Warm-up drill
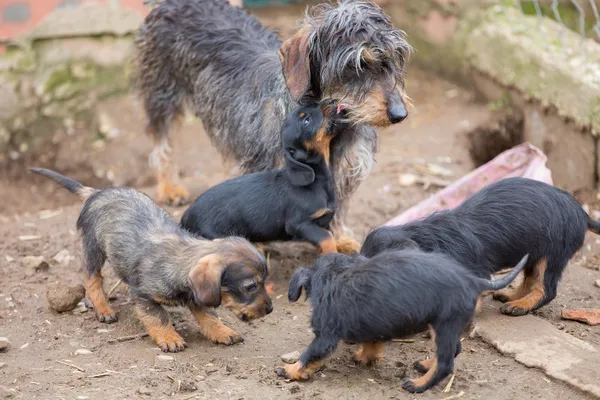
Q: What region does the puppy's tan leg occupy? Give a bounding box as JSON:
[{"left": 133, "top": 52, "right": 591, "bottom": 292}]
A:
[
  {"left": 493, "top": 268, "right": 527, "bottom": 303},
  {"left": 278, "top": 360, "right": 323, "bottom": 381},
  {"left": 500, "top": 259, "right": 547, "bottom": 316},
  {"left": 151, "top": 135, "right": 190, "bottom": 207},
  {"left": 319, "top": 233, "right": 338, "bottom": 254},
  {"left": 190, "top": 307, "right": 243, "bottom": 345},
  {"left": 85, "top": 271, "right": 117, "bottom": 323},
  {"left": 354, "top": 342, "right": 385, "bottom": 365},
  {"left": 135, "top": 299, "right": 185, "bottom": 352}
]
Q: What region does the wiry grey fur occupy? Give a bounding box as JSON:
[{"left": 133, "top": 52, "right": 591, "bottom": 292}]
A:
[{"left": 134, "top": 0, "right": 411, "bottom": 233}]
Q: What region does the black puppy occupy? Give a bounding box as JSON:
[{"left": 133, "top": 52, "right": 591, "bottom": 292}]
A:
[
  {"left": 181, "top": 101, "right": 358, "bottom": 254},
  {"left": 276, "top": 251, "right": 529, "bottom": 393},
  {"left": 361, "top": 177, "right": 600, "bottom": 316}
]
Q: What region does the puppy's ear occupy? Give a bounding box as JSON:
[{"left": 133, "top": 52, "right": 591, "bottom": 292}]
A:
[
  {"left": 188, "top": 254, "right": 226, "bottom": 307},
  {"left": 285, "top": 151, "right": 315, "bottom": 186},
  {"left": 279, "top": 28, "right": 311, "bottom": 102},
  {"left": 288, "top": 267, "right": 314, "bottom": 302}
]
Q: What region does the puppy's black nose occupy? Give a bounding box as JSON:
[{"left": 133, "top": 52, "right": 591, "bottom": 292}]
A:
[
  {"left": 266, "top": 303, "right": 273, "bottom": 314},
  {"left": 388, "top": 103, "right": 408, "bottom": 124}
]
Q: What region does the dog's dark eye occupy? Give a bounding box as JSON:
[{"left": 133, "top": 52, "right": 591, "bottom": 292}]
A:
[
  {"left": 303, "top": 116, "right": 310, "bottom": 126},
  {"left": 245, "top": 281, "right": 258, "bottom": 292}
]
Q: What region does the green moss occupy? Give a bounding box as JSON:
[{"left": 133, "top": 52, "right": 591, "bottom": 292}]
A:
[{"left": 43, "top": 66, "right": 72, "bottom": 93}]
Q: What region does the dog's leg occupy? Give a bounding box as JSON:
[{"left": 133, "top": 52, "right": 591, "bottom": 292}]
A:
[
  {"left": 353, "top": 342, "right": 385, "bottom": 365},
  {"left": 500, "top": 258, "right": 549, "bottom": 316},
  {"left": 135, "top": 298, "right": 186, "bottom": 352},
  {"left": 492, "top": 268, "right": 527, "bottom": 303},
  {"left": 330, "top": 205, "right": 360, "bottom": 255},
  {"left": 404, "top": 323, "right": 461, "bottom": 393},
  {"left": 276, "top": 335, "right": 338, "bottom": 381},
  {"left": 149, "top": 128, "right": 190, "bottom": 207},
  {"left": 85, "top": 270, "right": 118, "bottom": 323},
  {"left": 286, "top": 221, "right": 338, "bottom": 254},
  {"left": 189, "top": 307, "right": 244, "bottom": 345}
]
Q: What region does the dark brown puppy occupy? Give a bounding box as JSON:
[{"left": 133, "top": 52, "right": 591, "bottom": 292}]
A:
[
  {"left": 135, "top": 0, "right": 411, "bottom": 249},
  {"left": 29, "top": 168, "right": 273, "bottom": 352},
  {"left": 361, "top": 177, "right": 600, "bottom": 316},
  {"left": 276, "top": 251, "right": 528, "bottom": 393},
  {"left": 181, "top": 101, "right": 357, "bottom": 255}
]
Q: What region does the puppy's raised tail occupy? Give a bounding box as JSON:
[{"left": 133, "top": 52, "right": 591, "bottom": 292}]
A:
[
  {"left": 479, "top": 254, "right": 529, "bottom": 292},
  {"left": 29, "top": 168, "right": 97, "bottom": 200},
  {"left": 587, "top": 216, "right": 600, "bottom": 235}
]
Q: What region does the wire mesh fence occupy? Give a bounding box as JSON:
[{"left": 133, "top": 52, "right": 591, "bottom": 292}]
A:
[{"left": 500, "top": 0, "right": 600, "bottom": 55}]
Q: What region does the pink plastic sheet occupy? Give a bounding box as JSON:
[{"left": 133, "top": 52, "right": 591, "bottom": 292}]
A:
[{"left": 384, "top": 142, "right": 554, "bottom": 227}]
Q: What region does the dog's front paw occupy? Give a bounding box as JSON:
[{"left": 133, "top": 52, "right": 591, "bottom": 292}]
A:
[
  {"left": 155, "top": 332, "right": 186, "bottom": 353},
  {"left": 96, "top": 309, "right": 118, "bottom": 324},
  {"left": 336, "top": 237, "right": 361, "bottom": 255},
  {"left": 492, "top": 292, "right": 512, "bottom": 303},
  {"left": 208, "top": 326, "right": 244, "bottom": 345},
  {"left": 275, "top": 362, "right": 311, "bottom": 381},
  {"left": 402, "top": 379, "right": 429, "bottom": 394},
  {"left": 157, "top": 183, "right": 190, "bottom": 207},
  {"left": 499, "top": 301, "right": 531, "bottom": 316}
]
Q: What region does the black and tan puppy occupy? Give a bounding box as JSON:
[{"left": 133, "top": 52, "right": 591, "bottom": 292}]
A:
[
  {"left": 181, "top": 101, "right": 356, "bottom": 254},
  {"left": 361, "top": 177, "right": 600, "bottom": 316},
  {"left": 29, "top": 168, "right": 273, "bottom": 352},
  {"left": 276, "top": 251, "right": 529, "bottom": 393}
]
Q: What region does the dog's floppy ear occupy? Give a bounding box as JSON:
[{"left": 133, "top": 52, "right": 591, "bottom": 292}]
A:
[
  {"left": 288, "top": 267, "right": 314, "bottom": 302},
  {"left": 285, "top": 151, "right": 315, "bottom": 186},
  {"left": 279, "top": 27, "right": 311, "bottom": 102},
  {"left": 188, "top": 254, "right": 226, "bottom": 307}
]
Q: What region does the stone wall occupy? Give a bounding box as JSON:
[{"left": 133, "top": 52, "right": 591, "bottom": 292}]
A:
[
  {"left": 0, "top": 2, "right": 145, "bottom": 163},
  {"left": 383, "top": 0, "right": 600, "bottom": 191}
]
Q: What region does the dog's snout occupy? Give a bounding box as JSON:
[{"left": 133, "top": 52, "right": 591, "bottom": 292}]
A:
[
  {"left": 266, "top": 302, "right": 274, "bottom": 314},
  {"left": 387, "top": 102, "right": 407, "bottom": 124}
]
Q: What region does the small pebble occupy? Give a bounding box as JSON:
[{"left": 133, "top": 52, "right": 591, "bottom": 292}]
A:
[
  {"left": 21, "top": 255, "right": 49, "bottom": 272},
  {"left": 557, "top": 323, "right": 565, "bottom": 330},
  {"left": 0, "top": 363, "right": 6, "bottom": 369},
  {"left": 52, "top": 249, "right": 74, "bottom": 267},
  {"left": 137, "top": 386, "right": 152, "bottom": 396},
  {"left": 156, "top": 355, "right": 174, "bottom": 362},
  {"left": 281, "top": 351, "right": 300, "bottom": 364},
  {"left": 0, "top": 338, "right": 9, "bottom": 353},
  {"left": 75, "top": 349, "right": 92, "bottom": 356},
  {"left": 595, "top": 279, "right": 600, "bottom": 288}
]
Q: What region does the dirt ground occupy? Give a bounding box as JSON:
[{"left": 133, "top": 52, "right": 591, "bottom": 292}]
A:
[{"left": 1, "top": 7, "right": 600, "bottom": 400}]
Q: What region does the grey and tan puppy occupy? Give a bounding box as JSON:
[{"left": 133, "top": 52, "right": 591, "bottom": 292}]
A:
[{"left": 30, "top": 168, "right": 273, "bottom": 352}]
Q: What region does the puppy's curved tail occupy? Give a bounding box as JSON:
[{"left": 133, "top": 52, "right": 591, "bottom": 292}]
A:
[
  {"left": 479, "top": 254, "right": 529, "bottom": 292},
  {"left": 587, "top": 216, "right": 600, "bottom": 235},
  {"left": 29, "top": 168, "right": 97, "bottom": 201}
]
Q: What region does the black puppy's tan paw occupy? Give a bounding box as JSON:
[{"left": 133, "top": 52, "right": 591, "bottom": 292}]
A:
[
  {"left": 499, "top": 302, "right": 531, "bottom": 316},
  {"left": 96, "top": 310, "right": 118, "bottom": 324},
  {"left": 402, "top": 379, "right": 429, "bottom": 394},
  {"left": 492, "top": 292, "right": 511, "bottom": 303}
]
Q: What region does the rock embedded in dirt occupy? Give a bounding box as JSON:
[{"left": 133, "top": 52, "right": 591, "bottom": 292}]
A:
[
  {"left": 0, "top": 338, "right": 10, "bottom": 353},
  {"left": 21, "top": 255, "right": 49, "bottom": 272},
  {"left": 281, "top": 351, "right": 300, "bottom": 364},
  {"left": 75, "top": 349, "right": 92, "bottom": 356},
  {"left": 52, "top": 249, "right": 74, "bottom": 267},
  {"left": 595, "top": 279, "right": 600, "bottom": 288},
  {"left": 137, "top": 386, "right": 152, "bottom": 396},
  {"left": 46, "top": 283, "right": 86, "bottom": 313}
]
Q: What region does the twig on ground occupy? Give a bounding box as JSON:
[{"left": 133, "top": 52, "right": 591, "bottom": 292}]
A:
[
  {"left": 108, "top": 279, "right": 122, "bottom": 296},
  {"left": 391, "top": 339, "right": 415, "bottom": 343},
  {"left": 56, "top": 360, "right": 85, "bottom": 372},
  {"left": 107, "top": 333, "right": 149, "bottom": 344},
  {"left": 442, "top": 390, "right": 464, "bottom": 400},
  {"left": 443, "top": 373, "right": 455, "bottom": 393}
]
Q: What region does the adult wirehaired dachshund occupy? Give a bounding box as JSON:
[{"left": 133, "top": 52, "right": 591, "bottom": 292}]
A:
[
  {"left": 361, "top": 177, "right": 600, "bottom": 316},
  {"left": 134, "top": 0, "right": 411, "bottom": 250},
  {"left": 29, "top": 168, "right": 273, "bottom": 352},
  {"left": 181, "top": 101, "right": 357, "bottom": 254},
  {"left": 276, "top": 250, "right": 529, "bottom": 393}
]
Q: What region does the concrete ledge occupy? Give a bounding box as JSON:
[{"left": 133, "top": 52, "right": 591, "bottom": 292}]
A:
[
  {"left": 465, "top": 6, "right": 600, "bottom": 136},
  {"left": 475, "top": 304, "right": 600, "bottom": 398}
]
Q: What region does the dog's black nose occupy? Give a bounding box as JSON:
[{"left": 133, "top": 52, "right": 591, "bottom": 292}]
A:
[
  {"left": 266, "top": 303, "right": 273, "bottom": 314},
  {"left": 388, "top": 104, "right": 408, "bottom": 124}
]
